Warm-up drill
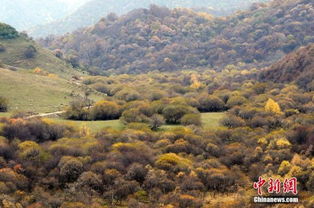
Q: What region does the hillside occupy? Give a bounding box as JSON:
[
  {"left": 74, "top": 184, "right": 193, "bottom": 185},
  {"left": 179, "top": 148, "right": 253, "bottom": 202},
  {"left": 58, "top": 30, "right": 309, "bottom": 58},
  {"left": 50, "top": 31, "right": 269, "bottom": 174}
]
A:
[
  {"left": 0, "top": 23, "right": 105, "bottom": 113},
  {"left": 260, "top": 43, "right": 314, "bottom": 91},
  {"left": 0, "top": 0, "right": 313, "bottom": 207},
  {"left": 0, "top": 0, "right": 88, "bottom": 31},
  {"left": 0, "top": 23, "right": 79, "bottom": 78},
  {"left": 0, "top": 67, "right": 104, "bottom": 113},
  {"left": 41, "top": 0, "right": 314, "bottom": 74},
  {"left": 29, "top": 0, "right": 268, "bottom": 38}
]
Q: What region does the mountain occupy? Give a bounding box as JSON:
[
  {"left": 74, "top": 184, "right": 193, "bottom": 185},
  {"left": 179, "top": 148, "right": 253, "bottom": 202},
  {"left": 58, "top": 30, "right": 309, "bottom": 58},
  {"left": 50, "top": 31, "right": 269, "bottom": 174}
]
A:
[
  {"left": 0, "top": 0, "right": 88, "bottom": 31},
  {"left": 0, "top": 23, "right": 79, "bottom": 78},
  {"left": 29, "top": 0, "right": 268, "bottom": 38},
  {"left": 40, "top": 0, "right": 314, "bottom": 74},
  {"left": 260, "top": 43, "right": 314, "bottom": 91}
]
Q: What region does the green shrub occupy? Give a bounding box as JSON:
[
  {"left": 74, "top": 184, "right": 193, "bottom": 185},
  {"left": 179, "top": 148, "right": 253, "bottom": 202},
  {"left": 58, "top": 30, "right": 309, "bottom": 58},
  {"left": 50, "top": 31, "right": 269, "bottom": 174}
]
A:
[
  {"left": 126, "top": 163, "right": 148, "bottom": 183},
  {"left": 0, "top": 44, "right": 5, "bottom": 52},
  {"left": 121, "top": 108, "right": 150, "bottom": 124},
  {"left": 2, "top": 119, "right": 73, "bottom": 142},
  {"left": 285, "top": 109, "right": 299, "bottom": 117},
  {"left": 238, "top": 107, "right": 258, "bottom": 120},
  {"left": 144, "top": 169, "right": 176, "bottom": 193},
  {"left": 0, "top": 97, "right": 8, "bottom": 112},
  {"left": 226, "top": 96, "right": 247, "bottom": 108},
  {"left": 198, "top": 95, "right": 225, "bottom": 112},
  {"left": 177, "top": 194, "right": 203, "bottom": 208},
  {"left": 23, "top": 45, "right": 37, "bottom": 58},
  {"left": 206, "top": 143, "right": 221, "bottom": 157},
  {"left": 115, "top": 89, "right": 141, "bottom": 102},
  {"left": 77, "top": 171, "right": 102, "bottom": 191},
  {"left": 0, "top": 168, "right": 29, "bottom": 191},
  {"left": 252, "top": 83, "right": 267, "bottom": 94},
  {"left": 180, "top": 113, "right": 201, "bottom": 126},
  {"left": 196, "top": 167, "right": 236, "bottom": 192},
  {"left": 58, "top": 156, "right": 83, "bottom": 183},
  {"left": 149, "top": 90, "right": 165, "bottom": 101},
  {"left": 156, "top": 153, "right": 191, "bottom": 172},
  {"left": 149, "top": 114, "right": 165, "bottom": 130},
  {"left": 91, "top": 82, "right": 110, "bottom": 94},
  {"left": 162, "top": 104, "right": 197, "bottom": 124},
  {"left": 49, "top": 137, "right": 98, "bottom": 157},
  {"left": 89, "top": 100, "right": 121, "bottom": 120},
  {"left": 65, "top": 99, "right": 91, "bottom": 120},
  {"left": 0, "top": 23, "right": 19, "bottom": 39},
  {"left": 111, "top": 142, "right": 154, "bottom": 167},
  {"left": 165, "top": 139, "right": 190, "bottom": 154},
  {"left": 249, "top": 116, "right": 267, "bottom": 128},
  {"left": 18, "top": 141, "right": 45, "bottom": 162},
  {"left": 220, "top": 115, "right": 246, "bottom": 128}
]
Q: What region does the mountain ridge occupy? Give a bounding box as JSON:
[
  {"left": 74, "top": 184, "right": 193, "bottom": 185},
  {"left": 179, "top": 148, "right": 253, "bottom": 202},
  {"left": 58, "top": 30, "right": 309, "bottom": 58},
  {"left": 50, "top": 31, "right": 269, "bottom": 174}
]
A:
[
  {"left": 40, "top": 0, "right": 314, "bottom": 75},
  {"left": 29, "top": 0, "right": 268, "bottom": 38}
]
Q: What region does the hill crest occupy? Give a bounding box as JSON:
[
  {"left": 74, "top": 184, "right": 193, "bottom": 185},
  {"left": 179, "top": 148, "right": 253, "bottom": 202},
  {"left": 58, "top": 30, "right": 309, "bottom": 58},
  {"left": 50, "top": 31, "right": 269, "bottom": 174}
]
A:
[
  {"left": 29, "top": 0, "right": 268, "bottom": 38},
  {"left": 0, "top": 23, "right": 79, "bottom": 78}
]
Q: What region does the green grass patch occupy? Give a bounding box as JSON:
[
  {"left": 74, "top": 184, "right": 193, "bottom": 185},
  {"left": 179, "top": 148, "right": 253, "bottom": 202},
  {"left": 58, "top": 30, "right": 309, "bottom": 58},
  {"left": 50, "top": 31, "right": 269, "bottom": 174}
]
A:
[
  {"left": 201, "top": 112, "right": 225, "bottom": 128},
  {"left": 53, "top": 112, "right": 225, "bottom": 132},
  {"left": 0, "top": 110, "right": 225, "bottom": 132},
  {"left": 0, "top": 112, "right": 11, "bottom": 117},
  {"left": 0, "top": 68, "right": 104, "bottom": 113},
  {"left": 0, "top": 37, "right": 78, "bottom": 78},
  {"left": 161, "top": 112, "right": 225, "bottom": 130},
  {"left": 51, "top": 118, "right": 124, "bottom": 133}
]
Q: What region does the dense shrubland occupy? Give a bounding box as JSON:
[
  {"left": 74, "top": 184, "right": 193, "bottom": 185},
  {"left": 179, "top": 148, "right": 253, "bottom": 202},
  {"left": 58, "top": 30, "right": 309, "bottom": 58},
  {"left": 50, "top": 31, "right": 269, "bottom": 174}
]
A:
[
  {"left": 41, "top": 0, "right": 314, "bottom": 74},
  {"left": 1, "top": 65, "right": 312, "bottom": 207},
  {"left": 65, "top": 65, "right": 313, "bottom": 125}
]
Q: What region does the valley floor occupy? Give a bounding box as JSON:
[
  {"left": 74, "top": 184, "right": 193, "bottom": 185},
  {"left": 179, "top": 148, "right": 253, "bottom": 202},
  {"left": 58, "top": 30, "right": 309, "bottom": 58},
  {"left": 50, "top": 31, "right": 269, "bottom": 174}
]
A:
[{"left": 49, "top": 112, "right": 226, "bottom": 132}]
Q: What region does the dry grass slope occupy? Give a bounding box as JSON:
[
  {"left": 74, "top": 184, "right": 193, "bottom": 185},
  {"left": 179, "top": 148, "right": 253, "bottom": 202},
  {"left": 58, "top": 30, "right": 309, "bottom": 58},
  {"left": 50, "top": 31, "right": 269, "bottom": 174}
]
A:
[{"left": 0, "top": 37, "right": 79, "bottom": 78}]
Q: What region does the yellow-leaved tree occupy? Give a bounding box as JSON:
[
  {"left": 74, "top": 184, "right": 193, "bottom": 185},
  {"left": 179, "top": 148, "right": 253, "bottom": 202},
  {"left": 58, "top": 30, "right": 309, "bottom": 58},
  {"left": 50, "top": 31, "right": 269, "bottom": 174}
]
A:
[
  {"left": 190, "top": 74, "right": 202, "bottom": 89},
  {"left": 197, "top": 12, "right": 213, "bottom": 21},
  {"left": 33, "top": 67, "right": 42, "bottom": 73},
  {"left": 265, "top": 98, "right": 282, "bottom": 114}
]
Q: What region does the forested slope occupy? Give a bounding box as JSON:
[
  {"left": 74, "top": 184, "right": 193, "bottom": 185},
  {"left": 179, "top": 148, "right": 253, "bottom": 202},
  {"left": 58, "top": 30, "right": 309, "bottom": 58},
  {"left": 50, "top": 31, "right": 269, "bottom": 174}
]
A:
[
  {"left": 260, "top": 43, "right": 314, "bottom": 91},
  {"left": 41, "top": 0, "right": 314, "bottom": 74},
  {"left": 29, "top": 0, "right": 268, "bottom": 37}
]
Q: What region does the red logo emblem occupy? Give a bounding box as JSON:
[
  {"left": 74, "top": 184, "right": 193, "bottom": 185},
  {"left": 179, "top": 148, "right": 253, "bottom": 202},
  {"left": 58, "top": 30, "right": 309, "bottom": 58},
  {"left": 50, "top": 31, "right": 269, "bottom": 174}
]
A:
[{"left": 253, "top": 177, "right": 298, "bottom": 195}]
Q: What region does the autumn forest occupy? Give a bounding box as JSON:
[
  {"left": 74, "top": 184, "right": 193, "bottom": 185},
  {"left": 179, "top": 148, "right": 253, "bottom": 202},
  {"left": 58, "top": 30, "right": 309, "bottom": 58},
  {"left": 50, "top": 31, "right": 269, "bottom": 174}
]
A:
[{"left": 0, "top": 0, "right": 313, "bottom": 207}]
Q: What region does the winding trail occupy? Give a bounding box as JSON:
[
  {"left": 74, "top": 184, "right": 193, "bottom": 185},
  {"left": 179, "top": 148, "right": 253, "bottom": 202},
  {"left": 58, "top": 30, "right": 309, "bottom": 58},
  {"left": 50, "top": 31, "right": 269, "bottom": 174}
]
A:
[{"left": 26, "top": 111, "right": 65, "bottom": 119}]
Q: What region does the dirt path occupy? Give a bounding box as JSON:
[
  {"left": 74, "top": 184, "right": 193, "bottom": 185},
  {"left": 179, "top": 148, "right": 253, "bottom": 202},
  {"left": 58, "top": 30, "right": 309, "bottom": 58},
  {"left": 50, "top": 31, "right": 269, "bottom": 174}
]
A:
[{"left": 26, "top": 111, "right": 65, "bottom": 119}]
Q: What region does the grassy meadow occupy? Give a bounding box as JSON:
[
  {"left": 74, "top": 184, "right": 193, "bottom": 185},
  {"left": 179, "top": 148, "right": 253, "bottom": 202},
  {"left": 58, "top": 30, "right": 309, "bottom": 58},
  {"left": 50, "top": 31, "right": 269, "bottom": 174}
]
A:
[
  {"left": 0, "top": 37, "right": 78, "bottom": 78},
  {"left": 0, "top": 68, "right": 104, "bottom": 113},
  {"left": 49, "top": 112, "right": 226, "bottom": 133},
  {"left": 50, "top": 118, "right": 124, "bottom": 132}
]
